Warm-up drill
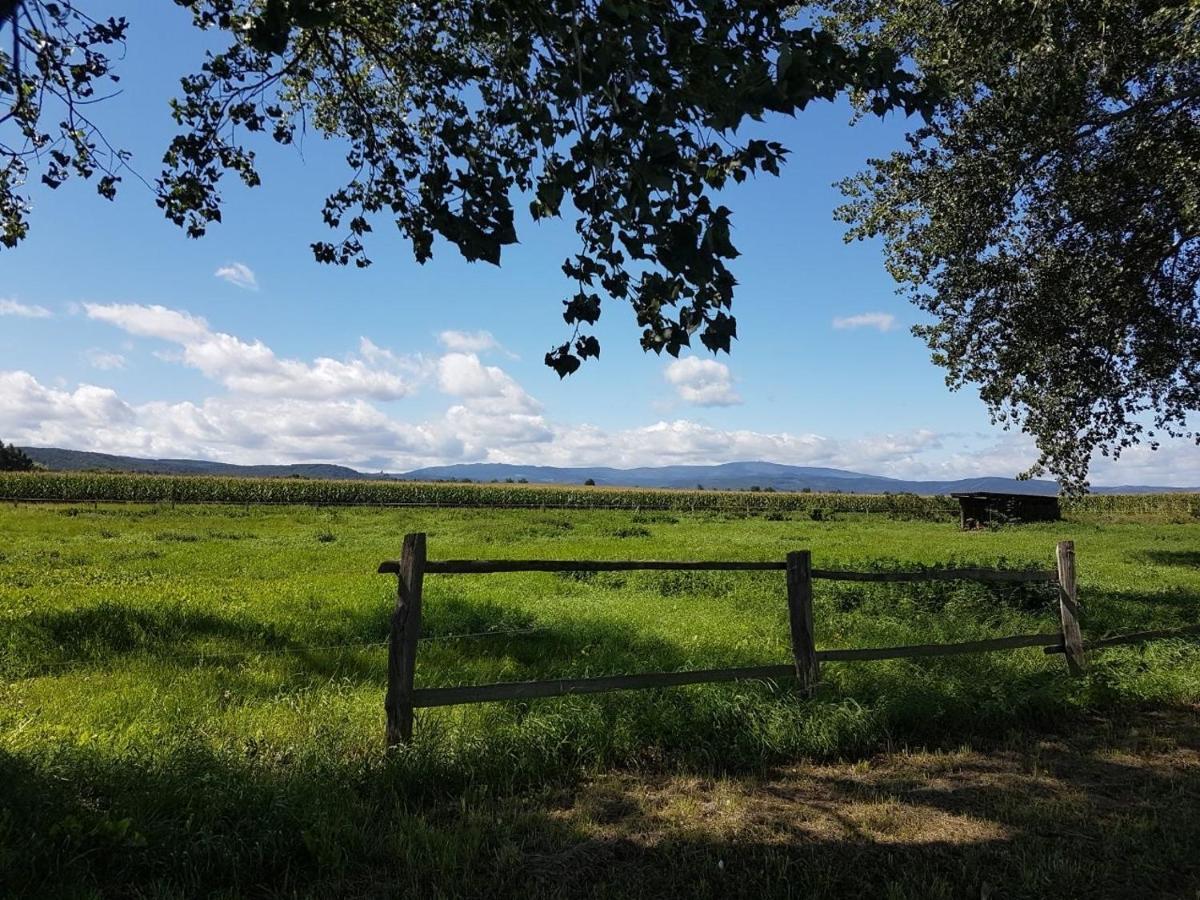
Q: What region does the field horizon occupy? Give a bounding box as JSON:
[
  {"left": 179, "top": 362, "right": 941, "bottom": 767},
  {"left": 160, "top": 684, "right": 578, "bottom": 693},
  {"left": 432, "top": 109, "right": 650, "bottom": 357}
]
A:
[{"left": 17, "top": 446, "right": 1200, "bottom": 494}]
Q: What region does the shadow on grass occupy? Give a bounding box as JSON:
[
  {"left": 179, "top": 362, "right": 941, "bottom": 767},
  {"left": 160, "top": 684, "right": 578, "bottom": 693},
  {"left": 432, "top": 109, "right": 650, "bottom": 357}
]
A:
[
  {"left": 0, "top": 595, "right": 721, "bottom": 696},
  {"left": 1075, "top": 586, "right": 1200, "bottom": 634},
  {"left": 506, "top": 707, "right": 1200, "bottom": 899},
  {"left": 1141, "top": 549, "right": 1200, "bottom": 569},
  {"left": 3, "top": 708, "right": 1198, "bottom": 898},
  {"left": 4, "top": 583, "right": 1200, "bottom": 896},
  {"left": 0, "top": 602, "right": 292, "bottom": 679}
]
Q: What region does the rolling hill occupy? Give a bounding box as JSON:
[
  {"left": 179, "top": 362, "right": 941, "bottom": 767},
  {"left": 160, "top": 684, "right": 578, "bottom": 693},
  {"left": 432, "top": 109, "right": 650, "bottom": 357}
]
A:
[
  {"left": 17, "top": 447, "right": 1195, "bottom": 495},
  {"left": 20, "top": 447, "right": 370, "bottom": 481}
]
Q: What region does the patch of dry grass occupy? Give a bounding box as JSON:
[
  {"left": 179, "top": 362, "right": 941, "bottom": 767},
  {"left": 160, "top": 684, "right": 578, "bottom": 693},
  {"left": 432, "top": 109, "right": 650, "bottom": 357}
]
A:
[{"left": 515, "top": 707, "right": 1200, "bottom": 898}]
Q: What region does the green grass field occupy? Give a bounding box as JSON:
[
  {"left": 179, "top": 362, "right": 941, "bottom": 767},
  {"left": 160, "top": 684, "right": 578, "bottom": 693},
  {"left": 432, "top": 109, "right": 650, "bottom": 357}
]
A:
[{"left": 3, "top": 501, "right": 1200, "bottom": 897}]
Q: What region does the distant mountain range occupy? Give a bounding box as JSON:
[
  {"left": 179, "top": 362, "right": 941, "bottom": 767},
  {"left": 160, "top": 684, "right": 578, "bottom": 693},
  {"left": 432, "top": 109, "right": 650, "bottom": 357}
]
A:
[
  {"left": 21, "top": 447, "right": 367, "bottom": 481},
  {"left": 395, "top": 460, "right": 1193, "bottom": 495},
  {"left": 18, "top": 447, "right": 1197, "bottom": 495}
]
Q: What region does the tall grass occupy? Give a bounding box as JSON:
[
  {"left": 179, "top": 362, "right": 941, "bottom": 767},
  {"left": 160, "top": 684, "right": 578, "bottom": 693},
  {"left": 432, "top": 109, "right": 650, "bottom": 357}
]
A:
[{"left": 2, "top": 502, "right": 1199, "bottom": 896}]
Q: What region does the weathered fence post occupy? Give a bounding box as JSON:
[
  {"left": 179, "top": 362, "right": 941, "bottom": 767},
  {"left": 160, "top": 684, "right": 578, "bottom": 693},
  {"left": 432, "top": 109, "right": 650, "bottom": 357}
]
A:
[
  {"left": 1056, "top": 540, "right": 1086, "bottom": 675},
  {"left": 786, "top": 550, "right": 818, "bottom": 696},
  {"left": 386, "top": 531, "right": 426, "bottom": 746}
]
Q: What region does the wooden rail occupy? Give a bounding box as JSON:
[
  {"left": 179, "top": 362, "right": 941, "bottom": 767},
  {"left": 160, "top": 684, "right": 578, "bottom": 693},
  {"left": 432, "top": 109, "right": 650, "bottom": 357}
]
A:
[
  {"left": 377, "top": 558, "right": 1057, "bottom": 582},
  {"left": 376, "top": 535, "right": 1194, "bottom": 747},
  {"left": 1044, "top": 622, "right": 1200, "bottom": 654},
  {"left": 379, "top": 559, "right": 787, "bottom": 574},
  {"left": 813, "top": 567, "right": 1057, "bottom": 584},
  {"left": 409, "top": 633, "right": 1067, "bottom": 709}
]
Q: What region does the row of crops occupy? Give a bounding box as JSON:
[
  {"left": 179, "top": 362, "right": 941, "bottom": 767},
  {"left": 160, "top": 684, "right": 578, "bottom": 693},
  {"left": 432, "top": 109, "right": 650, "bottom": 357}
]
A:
[
  {"left": 0, "top": 471, "right": 961, "bottom": 516},
  {"left": 1063, "top": 491, "right": 1200, "bottom": 516},
  {"left": 3, "top": 471, "right": 1197, "bottom": 517}
]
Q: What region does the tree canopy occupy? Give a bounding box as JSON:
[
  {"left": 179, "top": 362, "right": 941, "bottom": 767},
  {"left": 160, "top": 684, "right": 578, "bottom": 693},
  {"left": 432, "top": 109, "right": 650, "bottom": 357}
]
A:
[
  {"left": 0, "top": 440, "right": 35, "bottom": 471},
  {"left": 4, "top": 2, "right": 1198, "bottom": 490},
  {"left": 830, "top": 1, "right": 1200, "bottom": 491},
  {"left": 0, "top": 0, "right": 924, "bottom": 375}
]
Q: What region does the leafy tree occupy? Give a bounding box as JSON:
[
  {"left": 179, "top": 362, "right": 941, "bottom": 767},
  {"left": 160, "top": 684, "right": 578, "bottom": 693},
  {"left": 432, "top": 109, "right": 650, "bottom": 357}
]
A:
[
  {"left": 0, "top": 3, "right": 129, "bottom": 247},
  {"left": 0, "top": 440, "right": 35, "bottom": 471},
  {"left": 830, "top": 1, "right": 1200, "bottom": 492},
  {"left": 1, "top": 1, "right": 926, "bottom": 377}
]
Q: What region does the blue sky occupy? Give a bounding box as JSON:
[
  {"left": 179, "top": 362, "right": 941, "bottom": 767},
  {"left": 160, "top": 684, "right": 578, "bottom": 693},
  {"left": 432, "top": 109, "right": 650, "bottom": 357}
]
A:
[{"left": 1, "top": 5, "right": 1195, "bottom": 484}]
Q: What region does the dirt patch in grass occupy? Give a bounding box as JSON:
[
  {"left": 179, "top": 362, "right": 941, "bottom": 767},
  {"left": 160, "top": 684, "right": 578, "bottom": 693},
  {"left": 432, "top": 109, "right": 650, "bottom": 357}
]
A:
[{"left": 514, "top": 706, "right": 1200, "bottom": 899}]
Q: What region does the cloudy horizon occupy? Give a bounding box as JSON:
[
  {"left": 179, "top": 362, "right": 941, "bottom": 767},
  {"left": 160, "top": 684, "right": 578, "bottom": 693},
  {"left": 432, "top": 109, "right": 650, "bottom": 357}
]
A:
[{"left": 3, "top": 299, "right": 1196, "bottom": 487}]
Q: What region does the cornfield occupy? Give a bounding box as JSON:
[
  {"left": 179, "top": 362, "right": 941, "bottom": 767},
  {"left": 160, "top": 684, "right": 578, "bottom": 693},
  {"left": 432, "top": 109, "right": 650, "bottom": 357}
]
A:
[
  {"left": 3, "top": 471, "right": 1195, "bottom": 518},
  {"left": 0, "top": 471, "right": 959, "bottom": 516}
]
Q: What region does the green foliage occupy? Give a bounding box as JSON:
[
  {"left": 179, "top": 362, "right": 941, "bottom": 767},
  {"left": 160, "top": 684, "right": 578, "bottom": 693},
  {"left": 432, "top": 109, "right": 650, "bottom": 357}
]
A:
[
  {"left": 0, "top": 5, "right": 128, "bottom": 248},
  {"left": 2, "top": 1, "right": 931, "bottom": 376},
  {"left": 0, "top": 440, "right": 34, "bottom": 471},
  {"left": 831, "top": 1, "right": 1200, "bottom": 493}
]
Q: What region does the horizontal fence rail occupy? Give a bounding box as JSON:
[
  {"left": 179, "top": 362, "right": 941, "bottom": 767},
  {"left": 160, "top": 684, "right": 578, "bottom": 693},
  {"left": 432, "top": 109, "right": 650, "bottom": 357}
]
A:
[
  {"left": 378, "top": 558, "right": 1058, "bottom": 582},
  {"left": 380, "top": 559, "right": 788, "bottom": 574},
  {"left": 1045, "top": 622, "right": 1200, "bottom": 654},
  {"left": 410, "top": 633, "right": 1068, "bottom": 709},
  {"left": 376, "top": 534, "right": 1196, "bottom": 747},
  {"left": 813, "top": 567, "right": 1057, "bottom": 584}
]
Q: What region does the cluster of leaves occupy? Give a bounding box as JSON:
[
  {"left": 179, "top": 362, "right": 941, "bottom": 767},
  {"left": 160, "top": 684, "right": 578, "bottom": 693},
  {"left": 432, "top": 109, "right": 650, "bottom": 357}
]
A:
[
  {"left": 1, "top": 1, "right": 928, "bottom": 376},
  {"left": 161, "top": 0, "right": 930, "bottom": 375},
  {"left": 0, "top": 439, "right": 34, "bottom": 471},
  {"left": 0, "top": 2, "right": 130, "bottom": 248},
  {"left": 830, "top": 1, "right": 1200, "bottom": 493}
]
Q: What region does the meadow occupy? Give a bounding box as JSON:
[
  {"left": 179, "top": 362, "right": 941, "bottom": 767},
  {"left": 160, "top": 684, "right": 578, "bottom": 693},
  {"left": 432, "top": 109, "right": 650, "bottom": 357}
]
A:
[{"left": 2, "top": 499, "right": 1200, "bottom": 897}]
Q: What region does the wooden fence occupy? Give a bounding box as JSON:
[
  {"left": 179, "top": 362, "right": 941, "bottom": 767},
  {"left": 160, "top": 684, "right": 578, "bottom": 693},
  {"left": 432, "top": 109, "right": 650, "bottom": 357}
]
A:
[{"left": 376, "top": 535, "right": 1194, "bottom": 746}]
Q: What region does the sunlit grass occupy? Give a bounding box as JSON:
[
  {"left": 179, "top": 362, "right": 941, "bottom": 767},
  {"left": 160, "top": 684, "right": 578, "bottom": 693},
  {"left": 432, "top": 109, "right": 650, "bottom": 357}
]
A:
[{"left": 2, "top": 502, "right": 1199, "bottom": 896}]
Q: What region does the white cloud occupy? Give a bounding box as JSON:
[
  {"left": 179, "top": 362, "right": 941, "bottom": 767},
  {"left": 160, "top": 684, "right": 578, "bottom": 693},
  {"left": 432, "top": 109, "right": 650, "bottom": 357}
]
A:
[
  {"left": 1076, "top": 439, "right": 1200, "bottom": 487},
  {"left": 519, "top": 420, "right": 837, "bottom": 470},
  {"left": 84, "top": 349, "right": 126, "bottom": 371},
  {"left": 3, "top": 364, "right": 1199, "bottom": 484},
  {"left": 832, "top": 312, "right": 897, "bottom": 332},
  {"left": 0, "top": 299, "right": 52, "bottom": 318},
  {"left": 0, "top": 368, "right": 546, "bottom": 470},
  {"left": 51, "top": 304, "right": 550, "bottom": 465},
  {"left": 0, "top": 372, "right": 136, "bottom": 448},
  {"left": 85, "top": 303, "right": 418, "bottom": 401},
  {"left": 10, "top": 300, "right": 1200, "bottom": 485},
  {"left": 85, "top": 303, "right": 209, "bottom": 342},
  {"left": 214, "top": 262, "right": 258, "bottom": 291},
  {"left": 438, "top": 330, "right": 498, "bottom": 353},
  {"left": 437, "top": 353, "right": 541, "bottom": 413},
  {"left": 434, "top": 352, "right": 550, "bottom": 452},
  {"left": 663, "top": 357, "right": 741, "bottom": 406}
]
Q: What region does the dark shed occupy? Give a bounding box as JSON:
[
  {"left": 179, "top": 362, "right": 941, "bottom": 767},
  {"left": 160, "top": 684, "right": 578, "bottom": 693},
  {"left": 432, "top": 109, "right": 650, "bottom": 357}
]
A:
[{"left": 951, "top": 491, "right": 1060, "bottom": 529}]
